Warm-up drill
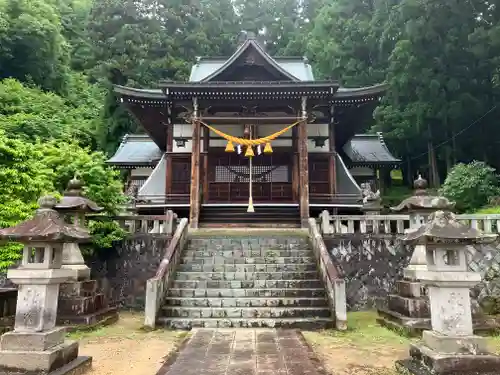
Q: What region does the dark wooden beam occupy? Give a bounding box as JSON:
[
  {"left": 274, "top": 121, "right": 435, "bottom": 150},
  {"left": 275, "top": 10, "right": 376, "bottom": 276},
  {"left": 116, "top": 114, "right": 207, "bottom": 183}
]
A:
[
  {"left": 292, "top": 126, "right": 298, "bottom": 202},
  {"left": 203, "top": 126, "right": 209, "bottom": 204},
  {"left": 189, "top": 98, "right": 201, "bottom": 229},
  {"left": 298, "top": 97, "right": 310, "bottom": 227},
  {"left": 329, "top": 103, "right": 336, "bottom": 199},
  {"left": 198, "top": 116, "right": 312, "bottom": 125},
  {"left": 165, "top": 97, "right": 173, "bottom": 197}
]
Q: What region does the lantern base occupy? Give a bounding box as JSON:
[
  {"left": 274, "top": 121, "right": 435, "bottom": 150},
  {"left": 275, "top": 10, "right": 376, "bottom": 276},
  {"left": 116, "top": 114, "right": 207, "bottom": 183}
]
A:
[
  {"left": 395, "top": 340, "right": 500, "bottom": 375},
  {"left": 0, "top": 336, "right": 92, "bottom": 374},
  {"left": 57, "top": 280, "right": 119, "bottom": 330}
]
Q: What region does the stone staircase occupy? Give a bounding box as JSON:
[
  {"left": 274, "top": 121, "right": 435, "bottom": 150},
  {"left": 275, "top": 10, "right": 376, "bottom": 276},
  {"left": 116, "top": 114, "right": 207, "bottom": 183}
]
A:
[{"left": 157, "top": 231, "right": 332, "bottom": 329}]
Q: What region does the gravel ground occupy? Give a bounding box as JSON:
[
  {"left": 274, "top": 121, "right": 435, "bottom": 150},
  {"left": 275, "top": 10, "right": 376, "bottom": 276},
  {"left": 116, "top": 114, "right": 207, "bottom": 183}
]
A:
[{"left": 70, "top": 312, "right": 187, "bottom": 375}]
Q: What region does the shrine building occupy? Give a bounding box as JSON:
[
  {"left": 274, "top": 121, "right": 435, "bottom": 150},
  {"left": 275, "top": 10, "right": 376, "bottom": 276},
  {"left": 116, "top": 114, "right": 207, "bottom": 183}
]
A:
[{"left": 109, "top": 32, "right": 400, "bottom": 228}]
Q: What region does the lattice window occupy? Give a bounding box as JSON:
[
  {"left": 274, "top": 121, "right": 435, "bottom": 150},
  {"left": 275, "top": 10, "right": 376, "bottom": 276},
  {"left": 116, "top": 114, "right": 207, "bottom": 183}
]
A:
[{"left": 214, "top": 165, "right": 289, "bottom": 183}]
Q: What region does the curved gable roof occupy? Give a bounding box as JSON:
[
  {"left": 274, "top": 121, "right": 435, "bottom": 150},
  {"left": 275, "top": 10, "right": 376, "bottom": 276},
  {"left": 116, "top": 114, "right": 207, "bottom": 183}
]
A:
[{"left": 200, "top": 38, "right": 300, "bottom": 82}]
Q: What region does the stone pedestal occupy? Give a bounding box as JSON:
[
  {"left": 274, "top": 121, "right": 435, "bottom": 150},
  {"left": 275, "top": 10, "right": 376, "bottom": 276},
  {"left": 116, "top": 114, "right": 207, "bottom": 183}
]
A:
[
  {"left": 57, "top": 280, "right": 118, "bottom": 329},
  {"left": 377, "top": 279, "right": 430, "bottom": 336}
]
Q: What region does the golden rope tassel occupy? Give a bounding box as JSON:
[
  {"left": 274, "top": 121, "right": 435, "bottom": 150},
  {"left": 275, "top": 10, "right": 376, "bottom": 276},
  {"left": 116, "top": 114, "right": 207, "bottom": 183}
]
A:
[
  {"left": 225, "top": 140, "right": 235, "bottom": 153},
  {"left": 263, "top": 142, "right": 273, "bottom": 154},
  {"left": 245, "top": 145, "right": 254, "bottom": 158}
]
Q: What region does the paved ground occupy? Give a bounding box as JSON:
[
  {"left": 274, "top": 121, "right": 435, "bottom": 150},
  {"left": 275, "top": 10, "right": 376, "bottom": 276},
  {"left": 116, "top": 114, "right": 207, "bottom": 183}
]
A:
[{"left": 158, "top": 329, "right": 327, "bottom": 375}]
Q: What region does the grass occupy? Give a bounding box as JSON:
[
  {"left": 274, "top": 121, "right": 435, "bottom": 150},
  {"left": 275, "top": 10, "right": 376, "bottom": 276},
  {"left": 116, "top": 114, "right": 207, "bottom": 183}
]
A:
[
  {"left": 67, "top": 311, "right": 188, "bottom": 342},
  {"left": 314, "top": 311, "right": 411, "bottom": 348}
]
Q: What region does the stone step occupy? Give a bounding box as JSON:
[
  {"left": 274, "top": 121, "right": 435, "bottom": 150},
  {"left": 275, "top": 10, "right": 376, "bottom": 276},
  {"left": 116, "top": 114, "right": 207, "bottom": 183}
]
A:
[
  {"left": 181, "top": 256, "right": 316, "bottom": 265},
  {"left": 163, "top": 297, "right": 327, "bottom": 308},
  {"left": 183, "top": 249, "right": 313, "bottom": 258},
  {"left": 188, "top": 238, "right": 309, "bottom": 246},
  {"left": 174, "top": 271, "right": 319, "bottom": 281},
  {"left": 157, "top": 316, "right": 332, "bottom": 329},
  {"left": 161, "top": 306, "right": 331, "bottom": 319},
  {"left": 168, "top": 288, "right": 326, "bottom": 298},
  {"left": 172, "top": 279, "right": 323, "bottom": 289},
  {"left": 177, "top": 263, "right": 317, "bottom": 273}
]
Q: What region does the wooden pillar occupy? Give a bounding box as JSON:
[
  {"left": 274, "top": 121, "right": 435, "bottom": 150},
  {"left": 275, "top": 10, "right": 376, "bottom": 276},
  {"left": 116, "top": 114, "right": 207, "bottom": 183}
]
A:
[
  {"left": 165, "top": 94, "right": 173, "bottom": 202},
  {"left": 328, "top": 102, "right": 336, "bottom": 200},
  {"left": 189, "top": 98, "right": 201, "bottom": 229},
  {"left": 298, "top": 96, "right": 309, "bottom": 227},
  {"left": 202, "top": 126, "right": 209, "bottom": 203},
  {"left": 292, "top": 126, "right": 299, "bottom": 202}
]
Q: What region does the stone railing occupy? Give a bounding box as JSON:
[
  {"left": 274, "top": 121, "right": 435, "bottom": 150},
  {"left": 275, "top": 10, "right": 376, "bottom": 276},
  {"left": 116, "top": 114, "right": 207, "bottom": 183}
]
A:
[
  {"left": 308, "top": 218, "right": 347, "bottom": 330},
  {"left": 319, "top": 211, "right": 500, "bottom": 235},
  {"left": 0, "top": 288, "right": 16, "bottom": 333},
  {"left": 88, "top": 210, "right": 178, "bottom": 237},
  {"left": 144, "top": 217, "right": 189, "bottom": 328}
]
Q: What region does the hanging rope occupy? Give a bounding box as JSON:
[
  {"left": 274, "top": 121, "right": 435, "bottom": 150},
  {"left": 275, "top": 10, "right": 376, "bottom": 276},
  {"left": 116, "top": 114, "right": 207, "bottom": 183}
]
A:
[{"left": 198, "top": 119, "right": 302, "bottom": 146}]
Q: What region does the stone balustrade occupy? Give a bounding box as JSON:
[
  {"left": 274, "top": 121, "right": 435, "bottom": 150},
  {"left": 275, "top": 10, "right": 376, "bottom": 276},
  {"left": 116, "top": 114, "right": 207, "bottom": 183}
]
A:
[
  {"left": 88, "top": 210, "right": 178, "bottom": 236},
  {"left": 144, "top": 217, "right": 189, "bottom": 328},
  {"left": 308, "top": 218, "right": 347, "bottom": 330},
  {"left": 319, "top": 211, "right": 500, "bottom": 235}
]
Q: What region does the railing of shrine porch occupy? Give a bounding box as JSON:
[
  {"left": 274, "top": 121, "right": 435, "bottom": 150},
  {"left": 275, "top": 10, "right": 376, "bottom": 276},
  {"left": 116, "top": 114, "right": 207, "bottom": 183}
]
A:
[
  {"left": 318, "top": 211, "right": 500, "bottom": 235},
  {"left": 87, "top": 211, "right": 178, "bottom": 237}
]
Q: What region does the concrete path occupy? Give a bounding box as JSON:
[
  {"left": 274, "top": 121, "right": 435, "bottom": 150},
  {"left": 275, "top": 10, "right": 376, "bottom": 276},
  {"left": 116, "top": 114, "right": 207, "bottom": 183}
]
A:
[{"left": 158, "top": 329, "right": 326, "bottom": 375}]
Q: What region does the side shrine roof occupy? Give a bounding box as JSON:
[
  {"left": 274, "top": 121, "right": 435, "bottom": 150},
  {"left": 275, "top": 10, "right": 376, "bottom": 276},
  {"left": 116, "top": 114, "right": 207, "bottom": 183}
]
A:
[
  {"left": 107, "top": 134, "right": 163, "bottom": 167},
  {"left": 343, "top": 133, "right": 401, "bottom": 166},
  {"left": 107, "top": 133, "right": 399, "bottom": 167}
]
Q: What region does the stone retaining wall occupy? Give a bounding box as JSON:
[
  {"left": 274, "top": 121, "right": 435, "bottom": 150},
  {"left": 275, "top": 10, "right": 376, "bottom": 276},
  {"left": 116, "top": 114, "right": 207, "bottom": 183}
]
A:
[
  {"left": 325, "top": 235, "right": 500, "bottom": 313},
  {"left": 88, "top": 235, "right": 171, "bottom": 309}
]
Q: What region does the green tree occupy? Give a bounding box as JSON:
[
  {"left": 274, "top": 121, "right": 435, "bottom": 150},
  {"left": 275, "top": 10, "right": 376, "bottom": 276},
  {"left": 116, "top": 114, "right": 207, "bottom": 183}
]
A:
[
  {"left": 0, "top": 131, "right": 55, "bottom": 269},
  {"left": 0, "top": 78, "right": 104, "bottom": 148},
  {"left": 0, "top": 0, "right": 70, "bottom": 93}
]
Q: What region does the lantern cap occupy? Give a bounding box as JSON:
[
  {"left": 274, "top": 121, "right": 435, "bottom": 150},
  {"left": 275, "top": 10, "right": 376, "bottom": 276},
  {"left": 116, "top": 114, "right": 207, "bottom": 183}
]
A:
[
  {"left": 55, "top": 175, "right": 103, "bottom": 213},
  {"left": 401, "top": 210, "right": 497, "bottom": 244},
  {"left": 0, "top": 195, "right": 90, "bottom": 243}
]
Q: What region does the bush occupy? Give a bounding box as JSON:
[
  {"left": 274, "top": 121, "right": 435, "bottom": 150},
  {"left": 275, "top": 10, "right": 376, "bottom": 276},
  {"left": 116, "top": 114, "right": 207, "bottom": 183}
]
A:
[{"left": 439, "top": 161, "right": 500, "bottom": 213}]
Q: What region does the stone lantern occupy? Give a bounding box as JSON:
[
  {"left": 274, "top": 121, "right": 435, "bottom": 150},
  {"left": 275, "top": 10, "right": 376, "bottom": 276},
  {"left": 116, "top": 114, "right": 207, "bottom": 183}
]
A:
[
  {"left": 391, "top": 175, "right": 455, "bottom": 280},
  {"left": 377, "top": 175, "right": 455, "bottom": 335},
  {"left": 396, "top": 211, "right": 500, "bottom": 375},
  {"left": 55, "top": 176, "right": 102, "bottom": 281},
  {"left": 0, "top": 195, "right": 91, "bottom": 374},
  {"left": 54, "top": 177, "right": 118, "bottom": 329}
]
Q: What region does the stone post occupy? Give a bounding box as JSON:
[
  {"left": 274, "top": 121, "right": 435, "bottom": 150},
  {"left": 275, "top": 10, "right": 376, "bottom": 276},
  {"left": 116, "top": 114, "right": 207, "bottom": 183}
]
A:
[
  {"left": 377, "top": 175, "right": 455, "bottom": 335},
  {"left": 396, "top": 211, "right": 500, "bottom": 375},
  {"left": 0, "top": 196, "right": 92, "bottom": 374},
  {"left": 54, "top": 177, "right": 119, "bottom": 329}
]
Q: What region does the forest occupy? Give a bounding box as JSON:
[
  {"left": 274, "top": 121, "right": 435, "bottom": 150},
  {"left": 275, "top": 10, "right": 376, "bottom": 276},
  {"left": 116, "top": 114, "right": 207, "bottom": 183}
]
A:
[{"left": 0, "top": 0, "right": 499, "bottom": 264}]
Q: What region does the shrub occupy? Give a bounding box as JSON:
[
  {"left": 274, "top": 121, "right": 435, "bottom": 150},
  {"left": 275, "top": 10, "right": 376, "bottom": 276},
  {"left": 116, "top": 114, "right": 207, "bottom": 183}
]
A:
[{"left": 440, "top": 161, "right": 500, "bottom": 213}]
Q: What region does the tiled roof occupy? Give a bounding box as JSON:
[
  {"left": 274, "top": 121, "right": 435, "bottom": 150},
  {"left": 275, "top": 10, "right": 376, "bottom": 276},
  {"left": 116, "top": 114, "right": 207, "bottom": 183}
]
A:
[
  {"left": 343, "top": 133, "right": 401, "bottom": 164},
  {"left": 107, "top": 134, "right": 162, "bottom": 167}
]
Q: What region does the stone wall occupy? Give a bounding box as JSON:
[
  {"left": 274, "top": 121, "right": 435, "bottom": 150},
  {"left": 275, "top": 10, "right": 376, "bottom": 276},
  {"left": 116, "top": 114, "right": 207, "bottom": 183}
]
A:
[
  {"left": 88, "top": 235, "right": 171, "bottom": 309},
  {"left": 325, "top": 235, "right": 500, "bottom": 312}
]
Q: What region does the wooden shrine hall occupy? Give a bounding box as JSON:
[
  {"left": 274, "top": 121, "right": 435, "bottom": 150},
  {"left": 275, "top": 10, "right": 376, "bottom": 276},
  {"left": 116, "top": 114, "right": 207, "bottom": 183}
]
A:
[{"left": 111, "top": 32, "right": 400, "bottom": 228}]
